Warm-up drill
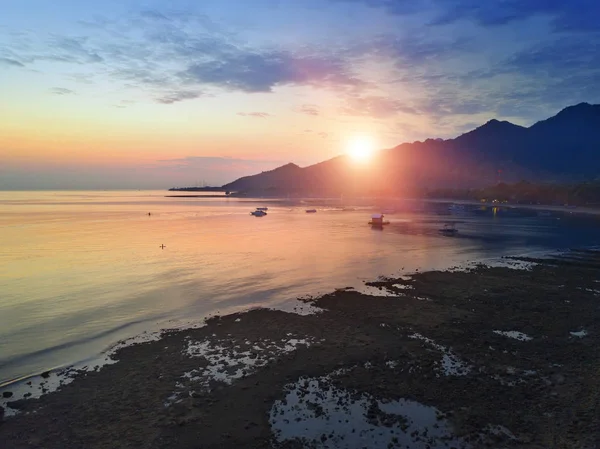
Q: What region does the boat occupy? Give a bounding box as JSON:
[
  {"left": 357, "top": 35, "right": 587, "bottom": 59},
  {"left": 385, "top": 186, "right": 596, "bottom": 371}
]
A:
[
  {"left": 439, "top": 223, "right": 458, "bottom": 236},
  {"left": 256, "top": 207, "right": 269, "bottom": 211},
  {"left": 251, "top": 209, "right": 267, "bottom": 217},
  {"left": 306, "top": 209, "right": 317, "bottom": 213},
  {"left": 368, "top": 213, "right": 390, "bottom": 226}
]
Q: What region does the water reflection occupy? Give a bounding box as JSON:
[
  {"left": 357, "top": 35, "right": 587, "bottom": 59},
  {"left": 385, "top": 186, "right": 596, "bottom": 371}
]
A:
[{"left": 1, "top": 191, "right": 600, "bottom": 384}]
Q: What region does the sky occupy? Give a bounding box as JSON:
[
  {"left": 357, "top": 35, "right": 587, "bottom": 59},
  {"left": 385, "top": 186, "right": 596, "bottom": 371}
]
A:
[{"left": 1, "top": 0, "right": 599, "bottom": 189}]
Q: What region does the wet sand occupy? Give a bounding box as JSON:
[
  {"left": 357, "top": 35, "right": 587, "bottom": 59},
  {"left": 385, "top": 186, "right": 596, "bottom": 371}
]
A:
[{"left": 1, "top": 250, "right": 599, "bottom": 448}]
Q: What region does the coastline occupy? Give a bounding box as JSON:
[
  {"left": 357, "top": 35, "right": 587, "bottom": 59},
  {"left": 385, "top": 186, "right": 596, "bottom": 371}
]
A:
[
  {"left": 2, "top": 250, "right": 599, "bottom": 448},
  {"left": 422, "top": 197, "right": 600, "bottom": 215}
]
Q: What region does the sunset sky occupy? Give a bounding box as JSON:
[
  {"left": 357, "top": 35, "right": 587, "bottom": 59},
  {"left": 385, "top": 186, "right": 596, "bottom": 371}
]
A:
[{"left": 1, "top": 0, "right": 599, "bottom": 189}]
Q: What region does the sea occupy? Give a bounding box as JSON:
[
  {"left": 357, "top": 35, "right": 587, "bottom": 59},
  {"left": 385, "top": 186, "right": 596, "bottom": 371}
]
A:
[{"left": 2, "top": 190, "right": 600, "bottom": 386}]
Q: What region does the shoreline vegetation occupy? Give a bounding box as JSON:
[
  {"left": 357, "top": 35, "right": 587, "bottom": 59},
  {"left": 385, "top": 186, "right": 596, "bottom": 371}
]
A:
[
  {"left": 167, "top": 180, "right": 600, "bottom": 209},
  {"left": 1, "top": 250, "right": 600, "bottom": 448}
]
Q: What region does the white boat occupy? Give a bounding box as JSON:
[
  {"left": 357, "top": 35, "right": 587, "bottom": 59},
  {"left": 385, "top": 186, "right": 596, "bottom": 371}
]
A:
[
  {"left": 306, "top": 209, "right": 317, "bottom": 213},
  {"left": 439, "top": 223, "right": 458, "bottom": 236},
  {"left": 251, "top": 210, "right": 267, "bottom": 217}
]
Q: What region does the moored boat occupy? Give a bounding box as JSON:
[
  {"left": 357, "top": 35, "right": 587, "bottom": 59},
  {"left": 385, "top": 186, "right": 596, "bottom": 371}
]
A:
[
  {"left": 368, "top": 213, "right": 390, "bottom": 226},
  {"left": 439, "top": 223, "right": 458, "bottom": 236}
]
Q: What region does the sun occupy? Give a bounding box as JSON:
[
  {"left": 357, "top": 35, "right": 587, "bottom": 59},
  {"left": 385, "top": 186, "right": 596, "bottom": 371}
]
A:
[{"left": 346, "top": 136, "right": 375, "bottom": 163}]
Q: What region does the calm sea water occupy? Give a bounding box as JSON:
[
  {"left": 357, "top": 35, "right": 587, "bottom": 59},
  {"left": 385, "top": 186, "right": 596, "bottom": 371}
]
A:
[{"left": 2, "top": 190, "right": 600, "bottom": 385}]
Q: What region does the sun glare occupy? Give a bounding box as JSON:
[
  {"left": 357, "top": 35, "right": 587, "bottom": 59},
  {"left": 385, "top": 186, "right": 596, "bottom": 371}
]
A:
[{"left": 347, "top": 136, "right": 375, "bottom": 163}]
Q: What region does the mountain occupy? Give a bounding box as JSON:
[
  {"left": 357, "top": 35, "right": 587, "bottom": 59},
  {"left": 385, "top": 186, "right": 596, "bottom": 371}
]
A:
[{"left": 222, "top": 103, "right": 600, "bottom": 195}]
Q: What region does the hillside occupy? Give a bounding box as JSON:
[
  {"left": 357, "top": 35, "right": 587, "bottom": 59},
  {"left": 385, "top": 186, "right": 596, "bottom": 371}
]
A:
[{"left": 222, "top": 103, "right": 600, "bottom": 195}]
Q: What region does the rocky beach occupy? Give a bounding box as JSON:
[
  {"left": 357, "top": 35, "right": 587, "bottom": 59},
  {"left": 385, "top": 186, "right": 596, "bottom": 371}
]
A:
[{"left": 1, "top": 249, "right": 599, "bottom": 449}]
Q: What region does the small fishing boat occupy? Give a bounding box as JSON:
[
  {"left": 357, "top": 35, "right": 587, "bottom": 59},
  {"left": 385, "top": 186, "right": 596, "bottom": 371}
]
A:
[
  {"left": 368, "top": 213, "right": 390, "bottom": 226},
  {"left": 251, "top": 209, "right": 267, "bottom": 217},
  {"left": 306, "top": 209, "right": 317, "bottom": 213},
  {"left": 439, "top": 223, "right": 458, "bottom": 236}
]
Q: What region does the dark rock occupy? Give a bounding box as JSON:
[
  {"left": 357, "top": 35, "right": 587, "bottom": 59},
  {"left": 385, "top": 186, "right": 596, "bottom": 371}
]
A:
[
  {"left": 41, "top": 371, "right": 50, "bottom": 379},
  {"left": 2, "top": 391, "right": 13, "bottom": 398}
]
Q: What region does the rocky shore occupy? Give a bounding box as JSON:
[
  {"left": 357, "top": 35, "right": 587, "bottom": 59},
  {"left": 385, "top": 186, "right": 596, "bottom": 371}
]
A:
[{"left": 1, "top": 250, "right": 599, "bottom": 448}]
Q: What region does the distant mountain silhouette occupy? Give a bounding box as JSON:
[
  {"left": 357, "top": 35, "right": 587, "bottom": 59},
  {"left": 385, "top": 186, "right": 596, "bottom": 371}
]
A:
[{"left": 223, "top": 103, "right": 600, "bottom": 195}]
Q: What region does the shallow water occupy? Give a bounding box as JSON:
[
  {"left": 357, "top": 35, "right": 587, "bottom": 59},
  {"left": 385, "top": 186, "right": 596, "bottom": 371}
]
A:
[{"left": 2, "top": 190, "right": 600, "bottom": 385}]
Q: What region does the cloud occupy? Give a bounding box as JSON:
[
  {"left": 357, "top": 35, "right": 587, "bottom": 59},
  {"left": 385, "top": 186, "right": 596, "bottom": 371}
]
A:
[
  {"left": 2, "top": 3, "right": 599, "bottom": 139},
  {"left": 237, "top": 112, "right": 272, "bottom": 118},
  {"left": 49, "top": 36, "right": 104, "bottom": 63},
  {"left": 3, "top": 10, "right": 367, "bottom": 101},
  {"left": 361, "top": 33, "right": 476, "bottom": 65},
  {"left": 0, "top": 57, "right": 24, "bottom": 67},
  {"left": 138, "top": 10, "right": 171, "bottom": 21},
  {"left": 156, "top": 91, "right": 204, "bottom": 104},
  {"left": 430, "top": 0, "right": 600, "bottom": 31},
  {"left": 341, "top": 96, "right": 419, "bottom": 118},
  {"left": 298, "top": 104, "right": 320, "bottom": 116},
  {"left": 335, "top": 0, "right": 599, "bottom": 33},
  {"left": 331, "top": 0, "right": 423, "bottom": 16},
  {"left": 182, "top": 51, "right": 364, "bottom": 93},
  {"left": 50, "top": 87, "right": 75, "bottom": 95}
]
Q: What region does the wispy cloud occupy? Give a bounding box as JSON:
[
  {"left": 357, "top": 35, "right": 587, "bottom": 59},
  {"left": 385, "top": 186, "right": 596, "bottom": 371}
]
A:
[
  {"left": 181, "top": 51, "right": 363, "bottom": 93},
  {"left": 1, "top": 1, "right": 599, "bottom": 138},
  {"left": 49, "top": 87, "right": 75, "bottom": 95},
  {"left": 340, "top": 95, "right": 419, "bottom": 117},
  {"left": 2, "top": 10, "right": 368, "bottom": 103},
  {"left": 156, "top": 91, "right": 204, "bottom": 104},
  {"left": 0, "top": 57, "right": 24, "bottom": 67},
  {"left": 334, "top": 0, "right": 599, "bottom": 32},
  {"left": 237, "top": 112, "right": 272, "bottom": 118},
  {"left": 297, "top": 104, "right": 320, "bottom": 116}
]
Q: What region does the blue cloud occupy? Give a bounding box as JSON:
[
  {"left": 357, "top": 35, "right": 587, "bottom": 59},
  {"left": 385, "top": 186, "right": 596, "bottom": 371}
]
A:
[
  {"left": 334, "top": 0, "right": 600, "bottom": 33},
  {"left": 330, "top": 0, "right": 422, "bottom": 15},
  {"left": 50, "top": 87, "right": 76, "bottom": 95},
  {"left": 182, "top": 51, "right": 362, "bottom": 93},
  {"left": 0, "top": 57, "right": 24, "bottom": 67},
  {"left": 156, "top": 91, "right": 204, "bottom": 104}
]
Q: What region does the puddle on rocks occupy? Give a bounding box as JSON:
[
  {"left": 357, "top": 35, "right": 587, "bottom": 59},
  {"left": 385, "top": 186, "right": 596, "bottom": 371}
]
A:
[
  {"left": 408, "top": 333, "right": 471, "bottom": 376},
  {"left": 269, "top": 375, "right": 468, "bottom": 449},
  {"left": 351, "top": 285, "right": 399, "bottom": 297},
  {"left": 570, "top": 330, "right": 588, "bottom": 338},
  {"left": 493, "top": 330, "right": 532, "bottom": 341},
  {"left": 167, "top": 335, "right": 321, "bottom": 405}
]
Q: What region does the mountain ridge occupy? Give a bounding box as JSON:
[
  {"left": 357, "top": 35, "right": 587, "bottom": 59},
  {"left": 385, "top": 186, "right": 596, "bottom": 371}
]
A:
[{"left": 222, "top": 103, "right": 600, "bottom": 195}]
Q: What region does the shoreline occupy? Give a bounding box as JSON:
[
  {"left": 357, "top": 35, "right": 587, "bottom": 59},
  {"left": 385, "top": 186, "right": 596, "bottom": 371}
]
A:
[
  {"left": 0, "top": 252, "right": 542, "bottom": 392},
  {"left": 2, "top": 250, "right": 600, "bottom": 448}
]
